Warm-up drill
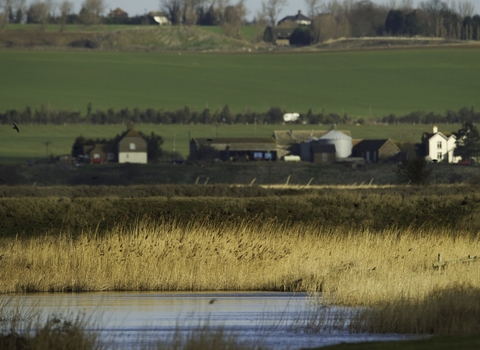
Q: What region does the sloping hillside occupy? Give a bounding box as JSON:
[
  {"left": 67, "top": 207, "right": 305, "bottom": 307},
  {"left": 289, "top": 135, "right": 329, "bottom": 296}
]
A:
[{"left": 0, "top": 25, "right": 267, "bottom": 52}]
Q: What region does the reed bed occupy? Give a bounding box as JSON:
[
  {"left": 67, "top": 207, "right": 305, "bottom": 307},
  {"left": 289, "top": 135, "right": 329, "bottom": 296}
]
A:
[{"left": 0, "top": 220, "right": 478, "bottom": 307}]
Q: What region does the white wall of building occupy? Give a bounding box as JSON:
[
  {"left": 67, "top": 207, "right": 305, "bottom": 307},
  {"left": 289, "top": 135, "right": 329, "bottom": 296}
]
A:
[
  {"left": 427, "top": 133, "right": 460, "bottom": 163},
  {"left": 119, "top": 152, "right": 147, "bottom": 164}
]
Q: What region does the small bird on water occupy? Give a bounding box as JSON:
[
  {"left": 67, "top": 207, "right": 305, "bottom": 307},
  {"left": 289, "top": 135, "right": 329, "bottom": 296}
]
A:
[{"left": 13, "top": 123, "right": 19, "bottom": 133}]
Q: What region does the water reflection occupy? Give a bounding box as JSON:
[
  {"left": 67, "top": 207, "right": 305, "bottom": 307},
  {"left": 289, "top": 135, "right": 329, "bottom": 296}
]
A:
[{"left": 1, "top": 292, "right": 413, "bottom": 349}]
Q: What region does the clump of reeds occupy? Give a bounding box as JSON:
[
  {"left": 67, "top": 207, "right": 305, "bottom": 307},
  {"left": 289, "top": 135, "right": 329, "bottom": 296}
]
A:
[
  {"left": 0, "top": 219, "right": 479, "bottom": 310},
  {"left": 350, "top": 283, "right": 480, "bottom": 335},
  {"left": 0, "top": 313, "right": 100, "bottom": 350},
  {"left": 156, "top": 323, "right": 265, "bottom": 350}
]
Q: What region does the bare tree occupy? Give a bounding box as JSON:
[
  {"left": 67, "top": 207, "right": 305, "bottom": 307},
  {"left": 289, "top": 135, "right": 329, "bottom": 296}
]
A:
[
  {"left": 399, "top": 0, "right": 413, "bottom": 10},
  {"left": 160, "top": 0, "right": 183, "bottom": 24},
  {"left": 27, "top": 0, "right": 50, "bottom": 29},
  {"left": 304, "top": 0, "right": 322, "bottom": 19},
  {"left": 387, "top": 0, "right": 397, "bottom": 10},
  {"left": 457, "top": 0, "right": 474, "bottom": 17},
  {"left": 261, "top": 0, "right": 288, "bottom": 27},
  {"left": 80, "top": 0, "right": 105, "bottom": 25},
  {"left": 222, "top": 0, "right": 246, "bottom": 37},
  {"left": 1, "top": 0, "right": 26, "bottom": 25},
  {"left": 311, "top": 13, "right": 337, "bottom": 42},
  {"left": 59, "top": 1, "right": 72, "bottom": 32},
  {"left": 322, "top": 0, "right": 352, "bottom": 17}
]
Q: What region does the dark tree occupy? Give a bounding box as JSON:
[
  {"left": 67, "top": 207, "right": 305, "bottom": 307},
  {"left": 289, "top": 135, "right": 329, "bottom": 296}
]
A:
[
  {"left": 385, "top": 10, "right": 405, "bottom": 35},
  {"left": 395, "top": 157, "right": 432, "bottom": 186},
  {"left": 140, "top": 131, "right": 164, "bottom": 163},
  {"left": 454, "top": 121, "right": 480, "bottom": 161},
  {"left": 404, "top": 11, "right": 420, "bottom": 36},
  {"left": 289, "top": 27, "right": 312, "bottom": 46},
  {"left": 263, "top": 25, "right": 275, "bottom": 43}
]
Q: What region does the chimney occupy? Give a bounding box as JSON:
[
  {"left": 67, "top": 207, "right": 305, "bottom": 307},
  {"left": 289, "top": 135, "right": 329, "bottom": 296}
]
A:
[{"left": 433, "top": 125, "right": 438, "bottom": 134}]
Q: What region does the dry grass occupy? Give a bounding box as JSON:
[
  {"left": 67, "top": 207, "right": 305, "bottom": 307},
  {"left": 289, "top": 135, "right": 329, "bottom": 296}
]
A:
[
  {"left": 0, "top": 220, "right": 478, "bottom": 305},
  {"left": 350, "top": 283, "right": 480, "bottom": 335}
]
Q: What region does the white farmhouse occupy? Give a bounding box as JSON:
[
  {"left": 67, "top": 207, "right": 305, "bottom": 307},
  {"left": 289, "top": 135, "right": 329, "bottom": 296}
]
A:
[
  {"left": 421, "top": 125, "right": 460, "bottom": 163},
  {"left": 118, "top": 128, "right": 148, "bottom": 164}
]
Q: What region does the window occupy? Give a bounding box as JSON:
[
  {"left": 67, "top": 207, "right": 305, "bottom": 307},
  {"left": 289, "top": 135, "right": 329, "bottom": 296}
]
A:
[
  {"left": 129, "top": 143, "right": 136, "bottom": 150},
  {"left": 437, "top": 141, "right": 442, "bottom": 149},
  {"left": 93, "top": 153, "right": 100, "bottom": 159},
  {"left": 264, "top": 152, "right": 273, "bottom": 160},
  {"left": 253, "top": 152, "right": 263, "bottom": 160},
  {"left": 437, "top": 152, "right": 443, "bottom": 160}
]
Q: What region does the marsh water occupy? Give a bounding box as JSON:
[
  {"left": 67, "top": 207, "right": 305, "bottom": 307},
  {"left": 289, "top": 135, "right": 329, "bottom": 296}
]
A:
[{"left": 2, "top": 292, "right": 413, "bottom": 349}]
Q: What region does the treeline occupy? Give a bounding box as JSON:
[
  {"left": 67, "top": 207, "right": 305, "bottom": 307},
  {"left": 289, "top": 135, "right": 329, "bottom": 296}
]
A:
[
  {"left": 1, "top": 104, "right": 479, "bottom": 126},
  {"left": 1, "top": 0, "right": 248, "bottom": 37},
  {"left": 274, "top": 0, "right": 480, "bottom": 46}
]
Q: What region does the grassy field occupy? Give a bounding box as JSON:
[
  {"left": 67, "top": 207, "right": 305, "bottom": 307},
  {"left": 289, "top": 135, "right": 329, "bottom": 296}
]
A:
[
  {"left": 1, "top": 47, "right": 479, "bottom": 117},
  {"left": 0, "top": 123, "right": 462, "bottom": 162}
]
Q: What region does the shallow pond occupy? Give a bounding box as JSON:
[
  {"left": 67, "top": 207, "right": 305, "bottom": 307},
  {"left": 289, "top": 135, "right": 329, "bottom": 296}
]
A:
[{"left": 1, "top": 292, "right": 413, "bottom": 349}]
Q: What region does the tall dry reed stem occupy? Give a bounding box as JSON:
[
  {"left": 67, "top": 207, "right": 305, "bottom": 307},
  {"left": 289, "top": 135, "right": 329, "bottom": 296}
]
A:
[{"left": 0, "top": 220, "right": 479, "bottom": 308}]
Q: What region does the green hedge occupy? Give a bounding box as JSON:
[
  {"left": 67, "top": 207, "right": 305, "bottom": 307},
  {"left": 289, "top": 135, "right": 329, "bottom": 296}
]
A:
[{"left": 2, "top": 188, "right": 480, "bottom": 237}]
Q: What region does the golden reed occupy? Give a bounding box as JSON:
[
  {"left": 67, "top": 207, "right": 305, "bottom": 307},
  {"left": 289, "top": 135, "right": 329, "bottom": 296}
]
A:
[{"left": 0, "top": 219, "right": 478, "bottom": 307}]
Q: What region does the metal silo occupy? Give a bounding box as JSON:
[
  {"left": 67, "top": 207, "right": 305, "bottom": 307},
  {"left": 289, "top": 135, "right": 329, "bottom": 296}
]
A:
[{"left": 318, "top": 130, "right": 352, "bottom": 159}]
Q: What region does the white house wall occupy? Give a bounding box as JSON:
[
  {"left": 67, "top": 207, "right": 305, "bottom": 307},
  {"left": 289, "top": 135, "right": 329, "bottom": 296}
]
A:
[
  {"left": 427, "top": 133, "right": 460, "bottom": 163},
  {"left": 119, "top": 152, "right": 147, "bottom": 164}
]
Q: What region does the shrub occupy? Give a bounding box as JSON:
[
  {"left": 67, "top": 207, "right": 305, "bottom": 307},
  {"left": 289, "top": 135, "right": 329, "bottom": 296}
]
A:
[{"left": 395, "top": 157, "right": 432, "bottom": 186}]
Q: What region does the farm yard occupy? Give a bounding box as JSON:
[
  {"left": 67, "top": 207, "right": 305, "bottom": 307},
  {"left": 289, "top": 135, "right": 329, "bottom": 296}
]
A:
[{"left": 0, "top": 123, "right": 463, "bottom": 163}]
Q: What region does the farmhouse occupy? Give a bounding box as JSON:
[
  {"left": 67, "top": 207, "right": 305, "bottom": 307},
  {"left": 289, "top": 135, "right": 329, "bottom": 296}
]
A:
[
  {"left": 278, "top": 10, "right": 311, "bottom": 26},
  {"left": 118, "top": 128, "right": 148, "bottom": 164},
  {"left": 190, "top": 137, "right": 277, "bottom": 161},
  {"left": 420, "top": 125, "right": 460, "bottom": 163},
  {"left": 73, "top": 125, "right": 148, "bottom": 164},
  {"left": 108, "top": 8, "right": 128, "bottom": 19}
]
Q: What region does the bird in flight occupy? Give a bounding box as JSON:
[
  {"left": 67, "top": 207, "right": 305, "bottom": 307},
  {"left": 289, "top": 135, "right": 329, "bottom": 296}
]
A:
[
  {"left": 13, "top": 123, "right": 19, "bottom": 133},
  {"left": 91, "top": 176, "right": 99, "bottom": 180}
]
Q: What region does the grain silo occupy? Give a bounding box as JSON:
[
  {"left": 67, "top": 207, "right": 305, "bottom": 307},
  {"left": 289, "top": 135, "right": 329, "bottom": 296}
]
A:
[{"left": 318, "top": 130, "right": 352, "bottom": 159}]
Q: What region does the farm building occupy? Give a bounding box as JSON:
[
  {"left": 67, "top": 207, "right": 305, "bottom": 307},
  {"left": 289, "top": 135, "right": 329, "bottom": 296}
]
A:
[
  {"left": 420, "top": 125, "right": 460, "bottom": 163},
  {"left": 118, "top": 128, "right": 148, "bottom": 164},
  {"left": 82, "top": 144, "right": 115, "bottom": 164},
  {"left": 352, "top": 139, "right": 400, "bottom": 163},
  {"left": 148, "top": 11, "right": 171, "bottom": 25},
  {"left": 277, "top": 129, "right": 352, "bottom": 161},
  {"left": 311, "top": 144, "right": 336, "bottom": 164},
  {"left": 190, "top": 137, "right": 277, "bottom": 161}
]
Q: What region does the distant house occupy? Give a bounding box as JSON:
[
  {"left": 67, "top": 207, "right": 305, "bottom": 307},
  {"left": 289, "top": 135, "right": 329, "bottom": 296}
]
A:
[
  {"left": 190, "top": 137, "right": 277, "bottom": 161},
  {"left": 118, "top": 128, "right": 148, "bottom": 164},
  {"left": 108, "top": 8, "right": 128, "bottom": 19},
  {"left": 148, "top": 11, "right": 171, "bottom": 25},
  {"left": 352, "top": 139, "right": 400, "bottom": 163},
  {"left": 420, "top": 125, "right": 460, "bottom": 163},
  {"left": 278, "top": 10, "right": 311, "bottom": 26}
]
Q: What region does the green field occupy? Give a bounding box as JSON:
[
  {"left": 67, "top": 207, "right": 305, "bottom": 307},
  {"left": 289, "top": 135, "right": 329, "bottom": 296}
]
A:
[
  {"left": 0, "top": 123, "right": 461, "bottom": 162},
  {"left": 1, "top": 47, "right": 479, "bottom": 116}
]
